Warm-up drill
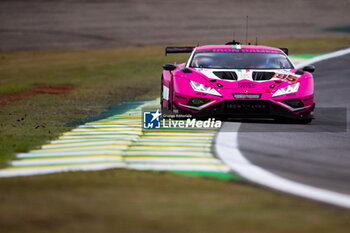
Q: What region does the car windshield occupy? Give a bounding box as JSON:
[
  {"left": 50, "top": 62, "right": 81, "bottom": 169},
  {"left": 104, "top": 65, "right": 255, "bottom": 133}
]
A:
[{"left": 189, "top": 50, "right": 294, "bottom": 69}]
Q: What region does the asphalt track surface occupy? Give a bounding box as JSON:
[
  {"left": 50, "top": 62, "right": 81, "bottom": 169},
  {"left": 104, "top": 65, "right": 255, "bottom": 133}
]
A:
[
  {"left": 222, "top": 53, "right": 350, "bottom": 195},
  {"left": 1, "top": 0, "right": 350, "bottom": 51}
]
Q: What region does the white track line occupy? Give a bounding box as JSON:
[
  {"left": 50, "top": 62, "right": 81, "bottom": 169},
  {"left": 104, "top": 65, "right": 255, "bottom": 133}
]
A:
[
  {"left": 295, "top": 47, "right": 350, "bottom": 68},
  {"left": 215, "top": 47, "right": 350, "bottom": 209}
]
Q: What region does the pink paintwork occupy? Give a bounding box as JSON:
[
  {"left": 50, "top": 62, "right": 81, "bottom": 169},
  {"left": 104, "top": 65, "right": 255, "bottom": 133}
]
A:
[{"left": 161, "top": 45, "right": 315, "bottom": 121}]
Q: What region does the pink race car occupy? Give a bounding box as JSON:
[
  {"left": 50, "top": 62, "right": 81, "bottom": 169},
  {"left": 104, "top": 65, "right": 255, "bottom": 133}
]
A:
[{"left": 161, "top": 41, "right": 315, "bottom": 123}]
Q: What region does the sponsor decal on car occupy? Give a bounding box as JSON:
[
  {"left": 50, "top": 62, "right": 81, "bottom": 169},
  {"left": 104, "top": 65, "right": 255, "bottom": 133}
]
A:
[
  {"left": 211, "top": 49, "right": 279, "bottom": 53},
  {"left": 233, "top": 93, "right": 261, "bottom": 99},
  {"left": 239, "top": 73, "right": 250, "bottom": 80},
  {"left": 273, "top": 73, "right": 300, "bottom": 83},
  {"left": 237, "top": 82, "right": 255, "bottom": 88},
  {"left": 175, "top": 94, "right": 187, "bottom": 100}
]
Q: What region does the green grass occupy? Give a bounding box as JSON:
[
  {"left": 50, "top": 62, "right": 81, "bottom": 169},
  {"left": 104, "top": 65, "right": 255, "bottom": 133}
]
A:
[
  {"left": 0, "top": 37, "right": 350, "bottom": 232},
  {"left": 0, "top": 46, "right": 188, "bottom": 165},
  {"left": 326, "top": 25, "right": 350, "bottom": 33},
  {"left": 0, "top": 169, "right": 349, "bottom": 233}
]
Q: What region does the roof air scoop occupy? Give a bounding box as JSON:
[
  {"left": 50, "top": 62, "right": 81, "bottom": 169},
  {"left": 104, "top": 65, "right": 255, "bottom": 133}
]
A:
[{"left": 225, "top": 40, "right": 241, "bottom": 45}]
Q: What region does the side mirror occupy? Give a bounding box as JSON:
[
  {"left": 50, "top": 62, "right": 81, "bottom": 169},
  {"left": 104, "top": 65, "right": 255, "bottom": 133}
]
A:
[
  {"left": 163, "top": 64, "right": 176, "bottom": 71},
  {"left": 302, "top": 65, "right": 315, "bottom": 73}
]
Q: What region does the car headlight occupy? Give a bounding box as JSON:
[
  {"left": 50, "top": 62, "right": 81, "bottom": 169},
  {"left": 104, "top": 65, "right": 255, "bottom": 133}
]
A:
[
  {"left": 190, "top": 81, "right": 222, "bottom": 97},
  {"left": 272, "top": 82, "right": 300, "bottom": 97}
]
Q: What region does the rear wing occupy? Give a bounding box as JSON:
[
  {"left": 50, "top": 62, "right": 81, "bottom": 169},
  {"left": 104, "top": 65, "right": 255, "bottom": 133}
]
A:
[
  {"left": 165, "top": 46, "right": 194, "bottom": 56},
  {"left": 279, "top": 48, "right": 289, "bottom": 55}
]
